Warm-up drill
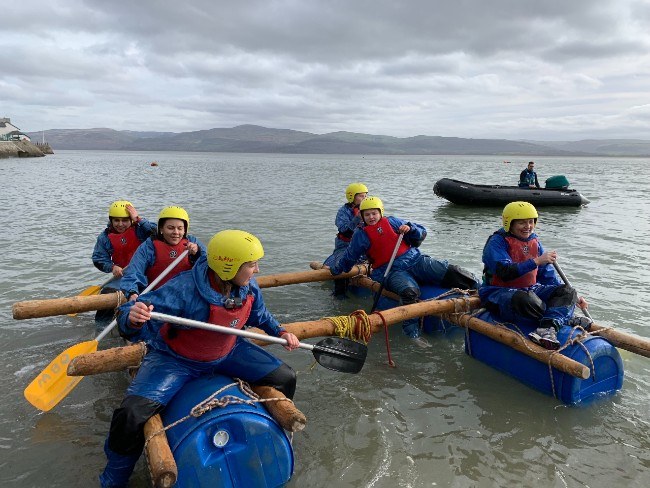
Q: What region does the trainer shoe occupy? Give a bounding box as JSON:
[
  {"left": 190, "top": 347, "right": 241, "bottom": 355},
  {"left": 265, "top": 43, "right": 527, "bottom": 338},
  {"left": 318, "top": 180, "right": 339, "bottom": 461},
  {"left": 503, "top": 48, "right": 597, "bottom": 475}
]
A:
[
  {"left": 568, "top": 316, "right": 593, "bottom": 330},
  {"left": 528, "top": 327, "right": 560, "bottom": 350}
]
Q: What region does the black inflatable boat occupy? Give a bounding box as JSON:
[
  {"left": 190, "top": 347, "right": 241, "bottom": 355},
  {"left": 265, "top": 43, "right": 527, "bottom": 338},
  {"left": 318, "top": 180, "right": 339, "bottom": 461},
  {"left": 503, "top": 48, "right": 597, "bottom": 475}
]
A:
[{"left": 433, "top": 178, "right": 590, "bottom": 207}]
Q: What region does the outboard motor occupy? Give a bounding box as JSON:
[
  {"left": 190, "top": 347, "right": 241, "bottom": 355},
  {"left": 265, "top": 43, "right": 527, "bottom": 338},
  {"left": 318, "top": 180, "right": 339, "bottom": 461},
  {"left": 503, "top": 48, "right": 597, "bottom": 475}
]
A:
[{"left": 545, "top": 175, "right": 570, "bottom": 190}]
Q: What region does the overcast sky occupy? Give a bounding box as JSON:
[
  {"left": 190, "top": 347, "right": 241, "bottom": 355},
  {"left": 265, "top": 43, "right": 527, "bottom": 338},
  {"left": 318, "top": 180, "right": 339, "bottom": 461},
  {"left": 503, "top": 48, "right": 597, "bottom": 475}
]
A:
[{"left": 2, "top": 0, "right": 650, "bottom": 140}]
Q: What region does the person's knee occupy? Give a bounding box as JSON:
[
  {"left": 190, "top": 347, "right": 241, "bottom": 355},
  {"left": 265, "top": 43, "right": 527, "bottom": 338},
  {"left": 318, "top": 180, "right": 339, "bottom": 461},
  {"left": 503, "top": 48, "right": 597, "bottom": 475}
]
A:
[
  {"left": 547, "top": 285, "right": 578, "bottom": 308},
  {"left": 511, "top": 290, "right": 545, "bottom": 320},
  {"left": 441, "top": 264, "right": 479, "bottom": 289},
  {"left": 107, "top": 395, "right": 163, "bottom": 455},
  {"left": 255, "top": 363, "right": 297, "bottom": 399},
  {"left": 399, "top": 287, "right": 420, "bottom": 305}
]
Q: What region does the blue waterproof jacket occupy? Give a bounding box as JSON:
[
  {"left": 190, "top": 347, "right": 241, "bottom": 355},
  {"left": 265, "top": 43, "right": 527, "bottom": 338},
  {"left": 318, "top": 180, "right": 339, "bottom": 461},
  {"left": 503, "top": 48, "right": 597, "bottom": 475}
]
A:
[
  {"left": 335, "top": 204, "right": 363, "bottom": 239},
  {"left": 92, "top": 219, "right": 157, "bottom": 273},
  {"left": 119, "top": 235, "right": 206, "bottom": 298},
  {"left": 116, "top": 254, "right": 286, "bottom": 349},
  {"left": 330, "top": 216, "right": 427, "bottom": 281},
  {"left": 481, "top": 229, "right": 560, "bottom": 287}
]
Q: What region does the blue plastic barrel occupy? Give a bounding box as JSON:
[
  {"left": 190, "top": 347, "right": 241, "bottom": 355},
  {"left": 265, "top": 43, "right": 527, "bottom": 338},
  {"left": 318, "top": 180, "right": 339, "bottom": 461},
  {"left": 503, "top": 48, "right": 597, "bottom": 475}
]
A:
[
  {"left": 465, "top": 310, "right": 624, "bottom": 404},
  {"left": 161, "top": 375, "right": 294, "bottom": 487}
]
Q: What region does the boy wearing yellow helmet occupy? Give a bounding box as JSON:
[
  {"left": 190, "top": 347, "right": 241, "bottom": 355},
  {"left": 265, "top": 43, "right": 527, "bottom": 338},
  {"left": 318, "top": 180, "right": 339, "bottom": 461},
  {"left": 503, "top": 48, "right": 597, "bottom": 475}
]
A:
[
  {"left": 328, "top": 196, "right": 478, "bottom": 347},
  {"left": 101, "top": 230, "right": 299, "bottom": 487},
  {"left": 323, "top": 183, "right": 368, "bottom": 296},
  {"left": 481, "top": 201, "right": 589, "bottom": 349},
  {"left": 92, "top": 200, "right": 156, "bottom": 279},
  {"left": 120, "top": 206, "right": 206, "bottom": 302}
]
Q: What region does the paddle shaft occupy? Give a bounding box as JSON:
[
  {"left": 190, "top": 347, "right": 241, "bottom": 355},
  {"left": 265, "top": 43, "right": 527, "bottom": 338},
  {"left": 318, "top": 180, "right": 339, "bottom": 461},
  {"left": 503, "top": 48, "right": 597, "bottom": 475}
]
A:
[
  {"left": 96, "top": 249, "right": 190, "bottom": 341},
  {"left": 149, "top": 311, "right": 313, "bottom": 351},
  {"left": 553, "top": 262, "right": 593, "bottom": 320},
  {"left": 97, "top": 274, "right": 119, "bottom": 289},
  {"left": 370, "top": 233, "right": 404, "bottom": 313}
]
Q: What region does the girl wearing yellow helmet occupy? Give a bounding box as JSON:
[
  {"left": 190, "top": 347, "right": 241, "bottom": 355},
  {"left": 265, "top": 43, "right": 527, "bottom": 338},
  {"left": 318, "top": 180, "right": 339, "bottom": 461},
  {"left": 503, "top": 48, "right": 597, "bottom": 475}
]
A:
[
  {"left": 480, "top": 202, "right": 589, "bottom": 350},
  {"left": 323, "top": 183, "right": 368, "bottom": 296},
  {"left": 328, "top": 196, "right": 478, "bottom": 347},
  {"left": 92, "top": 201, "right": 156, "bottom": 279},
  {"left": 100, "top": 230, "right": 299, "bottom": 487},
  {"left": 120, "top": 206, "right": 206, "bottom": 301}
]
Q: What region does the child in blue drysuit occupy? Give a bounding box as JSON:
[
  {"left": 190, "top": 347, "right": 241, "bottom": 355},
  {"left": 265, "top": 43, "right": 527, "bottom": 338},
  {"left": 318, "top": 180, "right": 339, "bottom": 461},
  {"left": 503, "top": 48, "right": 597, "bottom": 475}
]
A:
[
  {"left": 480, "top": 201, "right": 589, "bottom": 349},
  {"left": 328, "top": 196, "right": 478, "bottom": 347}
]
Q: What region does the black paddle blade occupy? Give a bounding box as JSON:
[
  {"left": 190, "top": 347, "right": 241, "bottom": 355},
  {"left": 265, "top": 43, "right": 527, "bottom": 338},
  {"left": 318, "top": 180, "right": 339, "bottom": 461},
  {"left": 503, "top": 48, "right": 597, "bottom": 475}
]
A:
[{"left": 312, "top": 337, "right": 368, "bottom": 374}]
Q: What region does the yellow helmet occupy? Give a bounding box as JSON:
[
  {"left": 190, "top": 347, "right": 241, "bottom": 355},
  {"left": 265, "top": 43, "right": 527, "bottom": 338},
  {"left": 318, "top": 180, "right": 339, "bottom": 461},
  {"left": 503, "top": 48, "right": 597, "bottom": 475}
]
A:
[
  {"left": 359, "top": 195, "right": 384, "bottom": 217},
  {"left": 345, "top": 183, "right": 369, "bottom": 203},
  {"left": 207, "top": 230, "right": 264, "bottom": 281},
  {"left": 158, "top": 206, "right": 190, "bottom": 235},
  {"left": 108, "top": 200, "right": 133, "bottom": 219},
  {"left": 502, "top": 201, "right": 538, "bottom": 232}
]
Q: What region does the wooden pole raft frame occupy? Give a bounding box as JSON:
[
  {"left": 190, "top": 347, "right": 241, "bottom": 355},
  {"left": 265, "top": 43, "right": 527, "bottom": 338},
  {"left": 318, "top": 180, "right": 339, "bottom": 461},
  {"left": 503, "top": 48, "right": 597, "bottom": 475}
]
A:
[{"left": 12, "top": 264, "right": 370, "bottom": 319}]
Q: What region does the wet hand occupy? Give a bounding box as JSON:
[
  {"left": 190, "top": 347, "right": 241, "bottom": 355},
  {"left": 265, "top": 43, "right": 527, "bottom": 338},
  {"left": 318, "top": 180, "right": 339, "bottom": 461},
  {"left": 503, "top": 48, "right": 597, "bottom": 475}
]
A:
[
  {"left": 536, "top": 250, "right": 557, "bottom": 265},
  {"left": 129, "top": 301, "right": 153, "bottom": 327},
  {"left": 398, "top": 224, "right": 410, "bottom": 234},
  {"left": 186, "top": 242, "right": 199, "bottom": 255},
  {"left": 125, "top": 204, "right": 139, "bottom": 221},
  {"left": 577, "top": 296, "right": 588, "bottom": 310},
  {"left": 112, "top": 265, "right": 124, "bottom": 278},
  {"left": 281, "top": 332, "right": 300, "bottom": 351}
]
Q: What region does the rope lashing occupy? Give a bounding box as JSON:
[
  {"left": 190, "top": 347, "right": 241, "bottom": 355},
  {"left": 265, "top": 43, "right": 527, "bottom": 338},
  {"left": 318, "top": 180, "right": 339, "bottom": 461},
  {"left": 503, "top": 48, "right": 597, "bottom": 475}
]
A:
[
  {"left": 143, "top": 378, "right": 293, "bottom": 449},
  {"left": 325, "top": 309, "right": 397, "bottom": 367},
  {"left": 375, "top": 310, "right": 396, "bottom": 367},
  {"left": 325, "top": 310, "right": 372, "bottom": 344}
]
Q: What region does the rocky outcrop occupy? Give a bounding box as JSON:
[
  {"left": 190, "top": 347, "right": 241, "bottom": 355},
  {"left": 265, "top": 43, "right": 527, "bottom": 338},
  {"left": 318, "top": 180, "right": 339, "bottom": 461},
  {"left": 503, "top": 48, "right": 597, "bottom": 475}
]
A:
[{"left": 0, "top": 140, "right": 50, "bottom": 158}]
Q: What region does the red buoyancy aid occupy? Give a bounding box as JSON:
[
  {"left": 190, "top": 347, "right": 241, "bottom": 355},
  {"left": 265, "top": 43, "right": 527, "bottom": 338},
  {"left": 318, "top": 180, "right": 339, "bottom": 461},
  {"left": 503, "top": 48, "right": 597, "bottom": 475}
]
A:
[
  {"left": 490, "top": 235, "right": 540, "bottom": 288},
  {"left": 146, "top": 239, "right": 193, "bottom": 289},
  {"left": 161, "top": 294, "right": 255, "bottom": 362},
  {"left": 363, "top": 217, "right": 410, "bottom": 268},
  {"left": 107, "top": 226, "right": 141, "bottom": 268}
]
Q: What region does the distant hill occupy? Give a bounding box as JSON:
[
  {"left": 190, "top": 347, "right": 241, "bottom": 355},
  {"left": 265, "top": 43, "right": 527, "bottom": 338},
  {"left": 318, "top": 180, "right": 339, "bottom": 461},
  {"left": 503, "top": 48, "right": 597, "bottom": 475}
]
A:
[{"left": 27, "top": 124, "right": 650, "bottom": 156}]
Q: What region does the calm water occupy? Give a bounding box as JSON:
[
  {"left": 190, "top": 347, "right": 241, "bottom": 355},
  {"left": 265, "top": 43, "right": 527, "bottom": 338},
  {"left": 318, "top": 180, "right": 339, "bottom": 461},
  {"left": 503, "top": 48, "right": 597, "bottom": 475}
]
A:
[{"left": 1, "top": 151, "right": 649, "bottom": 487}]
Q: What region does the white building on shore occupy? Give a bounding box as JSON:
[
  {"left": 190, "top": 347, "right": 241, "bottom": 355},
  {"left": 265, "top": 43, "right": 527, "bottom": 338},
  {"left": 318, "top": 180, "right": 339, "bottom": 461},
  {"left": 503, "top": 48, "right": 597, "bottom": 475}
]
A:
[{"left": 0, "top": 118, "right": 31, "bottom": 141}]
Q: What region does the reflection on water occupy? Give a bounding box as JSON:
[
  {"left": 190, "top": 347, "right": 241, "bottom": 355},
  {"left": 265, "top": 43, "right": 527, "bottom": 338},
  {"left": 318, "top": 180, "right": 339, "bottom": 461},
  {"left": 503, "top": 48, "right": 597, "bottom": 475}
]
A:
[{"left": 1, "top": 152, "right": 650, "bottom": 487}]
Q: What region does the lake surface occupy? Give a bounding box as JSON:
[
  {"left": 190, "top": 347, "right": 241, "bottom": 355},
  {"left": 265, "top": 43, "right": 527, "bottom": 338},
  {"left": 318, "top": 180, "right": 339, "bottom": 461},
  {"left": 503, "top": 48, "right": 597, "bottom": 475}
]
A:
[{"left": 1, "top": 151, "right": 649, "bottom": 487}]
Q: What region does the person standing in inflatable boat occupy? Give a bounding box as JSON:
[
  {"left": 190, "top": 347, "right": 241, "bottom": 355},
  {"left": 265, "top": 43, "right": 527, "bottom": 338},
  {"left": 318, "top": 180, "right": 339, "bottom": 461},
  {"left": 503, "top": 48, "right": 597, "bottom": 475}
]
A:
[
  {"left": 92, "top": 200, "right": 157, "bottom": 280},
  {"left": 120, "top": 206, "right": 205, "bottom": 302},
  {"left": 100, "top": 230, "right": 300, "bottom": 487},
  {"left": 480, "top": 201, "right": 590, "bottom": 350},
  {"left": 327, "top": 196, "right": 479, "bottom": 348},
  {"left": 323, "top": 182, "right": 369, "bottom": 297}
]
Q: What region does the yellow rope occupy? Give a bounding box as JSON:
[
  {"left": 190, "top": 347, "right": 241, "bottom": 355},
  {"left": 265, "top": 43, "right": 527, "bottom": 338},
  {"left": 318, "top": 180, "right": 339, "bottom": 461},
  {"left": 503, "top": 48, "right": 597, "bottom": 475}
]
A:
[{"left": 324, "top": 310, "right": 373, "bottom": 343}]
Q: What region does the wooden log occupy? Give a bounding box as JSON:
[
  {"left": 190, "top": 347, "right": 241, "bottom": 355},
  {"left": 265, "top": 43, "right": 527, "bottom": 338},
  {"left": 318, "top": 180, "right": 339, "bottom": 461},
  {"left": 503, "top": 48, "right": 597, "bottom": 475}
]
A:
[
  {"left": 12, "top": 292, "right": 126, "bottom": 319},
  {"left": 589, "top": 323, "right": 650, "bottom": 358},
  {"left": 444, "top": 313, "right": 590, "bottom": 379},
  {"left": 349, "top": 275, "right": 400, "bottom": 300},
  {"left": 13, "top": 265, "right": 369, "bottom": 319},
  {"left": 251, "top": 385, "right": 306, "bottom": 432},
  {"left": 63, "top": 297, "right": 590, "bottom": 379},
  {"left": 144, "top": 414, "right": 177, "bottom": 488},
  {"left": 256, "top": 263, "right": 369, "bottom": 288},
  {"left": 65, "top": 297, "right": 483, "bottom": 373},
  {"left": 67, "top": 343, "right": 146, "bottom": 376}
]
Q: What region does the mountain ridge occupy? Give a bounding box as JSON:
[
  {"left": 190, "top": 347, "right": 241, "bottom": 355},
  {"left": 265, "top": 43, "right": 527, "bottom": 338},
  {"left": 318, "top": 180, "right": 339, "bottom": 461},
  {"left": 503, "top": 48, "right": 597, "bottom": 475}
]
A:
[{"left": 27, "top": 125, "right": 650, "bottom": 156}]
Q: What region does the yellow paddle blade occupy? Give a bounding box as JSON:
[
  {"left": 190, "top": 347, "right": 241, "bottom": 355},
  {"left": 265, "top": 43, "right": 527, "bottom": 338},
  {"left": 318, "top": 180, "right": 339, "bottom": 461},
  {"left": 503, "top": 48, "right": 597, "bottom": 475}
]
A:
[
  {"left": 24, "top": 340, "right": 99, "bottom": 412},
  {"left": 78, "top": 285, "right": 102, "bottom": 297}
]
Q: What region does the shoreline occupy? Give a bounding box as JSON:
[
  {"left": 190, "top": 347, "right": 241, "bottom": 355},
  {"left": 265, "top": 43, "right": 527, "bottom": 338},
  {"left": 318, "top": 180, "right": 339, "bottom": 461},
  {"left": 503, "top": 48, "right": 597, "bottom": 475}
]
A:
[{"left": 0, "top": 140, "right": 53, "bottom": 158}]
